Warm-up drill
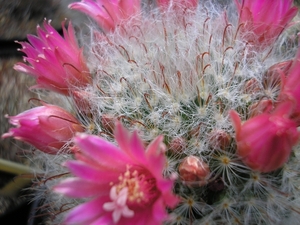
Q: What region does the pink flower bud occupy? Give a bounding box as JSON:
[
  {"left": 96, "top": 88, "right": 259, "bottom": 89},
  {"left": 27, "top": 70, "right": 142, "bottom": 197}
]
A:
[
  {"left": 235, "top": 0, "right": 297, "bottom": 48},
  {"left": 179, "top": 156, "right": 210, "bottom": 186},
  {"left": 168, "top": 137, "right": 186, "bottom": 153},
  {"left": 230, "top": 102, "right": 299, "bottom": 173},
  {"left": 69, "top": 0, "right": 141, "bottom": 32},
  {"left": 207, "top": 129, "right": 231, "bottom": 150},
  {"left": 2, "top": 104, "right": 84, "bottom": 154}
]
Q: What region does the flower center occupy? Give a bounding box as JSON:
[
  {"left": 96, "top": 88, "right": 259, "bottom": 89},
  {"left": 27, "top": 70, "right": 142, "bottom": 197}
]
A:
[{"left": 113, "top": 166, "right": 158, "bottom": 206}]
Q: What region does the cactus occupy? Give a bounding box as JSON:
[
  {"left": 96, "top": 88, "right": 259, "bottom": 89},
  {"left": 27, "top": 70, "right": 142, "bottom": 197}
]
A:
[{"left": 2, "top": 0, "right": 300, "bottom": 224}]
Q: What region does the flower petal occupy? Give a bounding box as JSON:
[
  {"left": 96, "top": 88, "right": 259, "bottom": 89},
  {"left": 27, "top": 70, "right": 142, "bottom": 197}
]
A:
[
  {"left": 64, "top": 196, "right": 108, "bottom": 224},
  {"left": 74, "top": 133, "right": 134, "bottom": 166},
  {"left": 64, "top": 161, "right": 121, "bottom": 182},
  {"left": 53, "top": 177, "right": 109, "bottom": 198}
]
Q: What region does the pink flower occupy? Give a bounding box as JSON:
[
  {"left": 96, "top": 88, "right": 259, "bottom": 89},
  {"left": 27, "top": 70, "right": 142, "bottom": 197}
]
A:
[
  {"left": 14, "top": 20, "right": 91, "bottom": 95},
  {"left": 234, "top": 0, "right": 297, "bottom": 47},
  {"left": 69, "top": 0, "right": 141, "bottom": 32},
  {"left": 230, "top": 102, "right": 299, "bottom": 173},
  {"left": 54, "top": 123, "right": 179, "bottom": 225},
  {"left": 2, "top": 104, "right": 84, "bottom": 154}
]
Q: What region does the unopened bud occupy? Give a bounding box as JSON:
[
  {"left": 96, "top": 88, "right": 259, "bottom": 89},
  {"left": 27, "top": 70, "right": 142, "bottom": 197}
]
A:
[
  {"left": 179, "top": 156, "right": 210, "bottom": 186},
  {"left": 2, "top": 104, "right": 84, "bottom": 154},
  {"left": 230, "top": 104, "right": 299, "bottom": 173},
  {"left": 169, "top": 137, "right": 186, "bottom": 154},
  {"left": 207, "top": 129, "right": 231, "bottom": 150}
]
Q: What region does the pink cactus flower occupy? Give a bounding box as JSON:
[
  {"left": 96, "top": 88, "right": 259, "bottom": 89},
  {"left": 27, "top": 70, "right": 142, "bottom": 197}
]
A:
[
  {"left": 14, "top": 20, "right": 91, "bottom": 95},
  {"left": 2, "top": 104, "right": 84, "bottom": 154},
  {"left": 54, "top": 122, "right": 179, "bottom": 225},
  {"left": 234, "top": 0, "right": 297, "bottom": 48},
  {"left": 230, "top": 102, "right": 299, "bottom": 173},
  {"left": 69, "top": 0, "right": 141, "bottom": 32}
]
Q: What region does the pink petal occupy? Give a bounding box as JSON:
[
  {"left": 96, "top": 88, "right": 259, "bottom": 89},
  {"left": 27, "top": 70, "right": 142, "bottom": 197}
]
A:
[
  {"left": 53, "top": 177, "right": 109, "bottom": 198},
  {"left": 64, "top": 160, "right": 121, "bottom": 182},
  {"left": 14, "top": 63, "right": 38, "bottom": 78},
  {"left": 119, "top": 0, "right": 141, "bottom": 17},
  {"left": 114, "top": 122, "right": 131, "bottom": 154},
  {"left": 145, "top": 136, "right": 166, "bottom": 176},
  {"left": 89, "top": 214, "right": 113, "bottom": 225},
  {"left": 129, "top": 131, "right": 147, "bottom": 162},
  {"left": 152, "top": 198, "right": 167, "bottom": 221},
  {"left": 64, "top": 196, "right": 108, "bottom": 224},
  {"left": 74, "top": 133, "right": 133, "bottom": 166},
  {"left": 229, "top": 110, "right": 242, "bottom": 140}
]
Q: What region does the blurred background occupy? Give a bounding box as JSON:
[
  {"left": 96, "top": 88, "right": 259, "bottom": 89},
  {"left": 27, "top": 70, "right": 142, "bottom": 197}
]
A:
[{"left": 0, "top": 0, "right": 299, "bottom": 224}]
